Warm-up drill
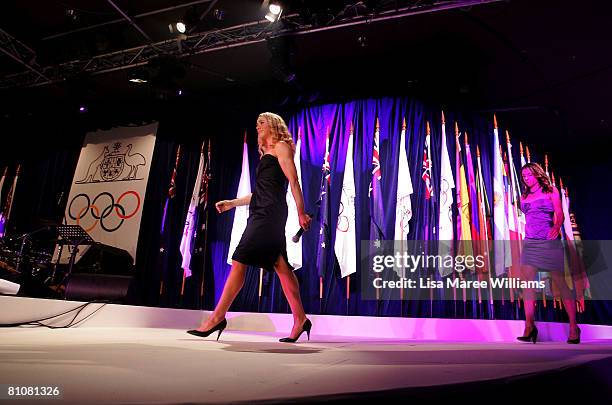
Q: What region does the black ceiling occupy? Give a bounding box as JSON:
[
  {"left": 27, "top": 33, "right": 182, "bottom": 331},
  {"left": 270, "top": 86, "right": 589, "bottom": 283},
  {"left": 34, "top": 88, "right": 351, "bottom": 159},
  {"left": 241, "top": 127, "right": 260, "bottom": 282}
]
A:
[{"left": 1, "top": 0, "right": 611, "bottom": 160}]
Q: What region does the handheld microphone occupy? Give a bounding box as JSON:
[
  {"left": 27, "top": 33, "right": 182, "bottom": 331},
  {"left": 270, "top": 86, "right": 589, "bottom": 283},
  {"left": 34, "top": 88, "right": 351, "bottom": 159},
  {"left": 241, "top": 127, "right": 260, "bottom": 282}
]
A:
[{"left": 292, "top": 213, "right": 313, "bottom": 243}]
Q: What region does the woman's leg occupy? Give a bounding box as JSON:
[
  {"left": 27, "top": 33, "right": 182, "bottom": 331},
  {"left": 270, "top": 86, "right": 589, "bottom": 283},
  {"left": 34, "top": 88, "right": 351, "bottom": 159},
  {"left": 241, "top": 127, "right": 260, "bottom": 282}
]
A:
[
  {"left": 273, "top": 255, "right": 308, "bottom": 337},
  {"left": 520, "top": 264, "right": 538, "bottom": 334},
  {"left": 198, "top": 260, "right": 247, "bottom": 331},
  {"left": 550, "top": 271, "right": 579, "bottom": 338}
]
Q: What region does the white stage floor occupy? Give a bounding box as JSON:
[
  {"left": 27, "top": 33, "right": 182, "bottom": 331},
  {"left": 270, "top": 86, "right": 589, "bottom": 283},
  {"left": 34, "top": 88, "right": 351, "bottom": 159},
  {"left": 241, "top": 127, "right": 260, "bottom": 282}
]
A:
[
  {"left": 2, "top": 326, "right": 612, "bottom": 404},
  {"left": 1, "top": 296, "right": 612, "bottom": 403}
]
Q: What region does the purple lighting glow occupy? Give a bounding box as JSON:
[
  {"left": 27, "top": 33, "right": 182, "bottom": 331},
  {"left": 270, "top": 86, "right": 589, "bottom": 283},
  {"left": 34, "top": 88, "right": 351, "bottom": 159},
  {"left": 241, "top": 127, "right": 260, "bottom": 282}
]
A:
[{"left": 79, "top": 106, "right": 86, "bottom": 112}]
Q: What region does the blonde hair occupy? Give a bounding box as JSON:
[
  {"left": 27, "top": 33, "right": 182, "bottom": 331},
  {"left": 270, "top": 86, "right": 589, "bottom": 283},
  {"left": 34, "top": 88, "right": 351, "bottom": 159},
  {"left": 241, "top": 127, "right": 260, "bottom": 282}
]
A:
[{"left": 258, "top": 112, "right": 295, "bottom": 156}]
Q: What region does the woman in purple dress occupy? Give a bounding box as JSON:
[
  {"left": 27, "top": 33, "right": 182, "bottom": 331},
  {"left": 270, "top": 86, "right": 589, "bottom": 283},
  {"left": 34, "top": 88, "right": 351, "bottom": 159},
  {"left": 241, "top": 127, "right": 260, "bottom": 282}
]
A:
[{"left": 517, "top": 162, "right": 580, "bottom": 344}]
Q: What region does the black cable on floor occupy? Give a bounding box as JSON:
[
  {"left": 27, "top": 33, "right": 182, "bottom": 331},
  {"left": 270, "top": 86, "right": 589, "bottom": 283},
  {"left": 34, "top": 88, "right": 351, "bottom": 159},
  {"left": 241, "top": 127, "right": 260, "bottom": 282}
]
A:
[{"left": 0, "top": 299, "right": 111, "bottom": 329}]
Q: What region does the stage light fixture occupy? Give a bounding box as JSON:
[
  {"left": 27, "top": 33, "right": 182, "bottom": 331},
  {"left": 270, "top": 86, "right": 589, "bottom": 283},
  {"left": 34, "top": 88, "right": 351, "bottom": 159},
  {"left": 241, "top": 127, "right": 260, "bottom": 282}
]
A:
[
  {"left": 176, "top": 21, "right": 186, "bottom": 33},
  {"left": 269, "top": 4, "right": 282, "bottom": 15},
  {"left": 265, "top": 2, "right": 283, "bottom": 22},
  {"left": 79, "top": 105, "right": 87, "bottom": 113},
  {"left": 128, "top": 68, "right": 149, "bottom": 83}
]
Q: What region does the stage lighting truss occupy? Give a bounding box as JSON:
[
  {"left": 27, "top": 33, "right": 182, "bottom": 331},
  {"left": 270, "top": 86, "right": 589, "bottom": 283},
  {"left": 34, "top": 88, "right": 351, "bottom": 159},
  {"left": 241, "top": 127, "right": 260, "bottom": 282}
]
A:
[{"left": 0, "top": 0, "right": 504, "bottom": 89}]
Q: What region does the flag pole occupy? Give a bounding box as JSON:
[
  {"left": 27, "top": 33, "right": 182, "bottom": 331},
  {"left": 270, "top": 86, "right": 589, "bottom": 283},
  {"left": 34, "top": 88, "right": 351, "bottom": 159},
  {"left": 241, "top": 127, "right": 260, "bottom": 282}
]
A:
[
  {"left": 526, "top": 145, "right": 531, "bottom": 163},
  {"left": 258, "top": 268, "right": 264, "bottom": 311},
  {"left": 346, "top": 275, "right": 350, "bottom": 315}
]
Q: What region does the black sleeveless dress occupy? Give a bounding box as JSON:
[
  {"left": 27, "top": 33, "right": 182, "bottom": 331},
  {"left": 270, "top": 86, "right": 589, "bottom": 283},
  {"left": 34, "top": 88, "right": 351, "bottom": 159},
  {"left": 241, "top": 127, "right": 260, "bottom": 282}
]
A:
[{"left": 231, "top": 154, "right": 291, "bottom": 271}]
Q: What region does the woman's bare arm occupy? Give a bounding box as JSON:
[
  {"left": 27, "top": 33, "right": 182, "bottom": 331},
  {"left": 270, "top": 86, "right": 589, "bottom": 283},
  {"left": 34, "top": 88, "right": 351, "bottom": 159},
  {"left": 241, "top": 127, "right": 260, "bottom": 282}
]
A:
[
  {"left": 275, "top": 142, "right": 311, "bottom": 230},
  {"left": 233, "top": 194, "right": 252, "bottom": 207},
  {"left": 216, "top": 193, "right": 252, "bottom": 213},
  {"left": 549, "top": 187, "right": 564, "bottom": 239}
]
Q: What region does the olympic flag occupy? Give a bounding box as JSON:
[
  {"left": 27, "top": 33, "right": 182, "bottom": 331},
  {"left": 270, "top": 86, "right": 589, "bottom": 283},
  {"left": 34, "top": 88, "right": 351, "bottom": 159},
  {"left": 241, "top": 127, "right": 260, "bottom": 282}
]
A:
[
  {"left": 285, "top": 130, "right": 303, "bottom": 271},
  {"left": 56, "top": 123, "right": 158, "bottom": 264},
  {"left": 335, "top": 124, "right": 357, "bottom": 278}
]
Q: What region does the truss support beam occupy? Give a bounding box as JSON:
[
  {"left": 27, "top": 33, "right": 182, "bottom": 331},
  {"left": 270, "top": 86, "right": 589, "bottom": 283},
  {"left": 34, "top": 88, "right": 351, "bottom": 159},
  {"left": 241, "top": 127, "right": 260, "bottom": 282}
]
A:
[{"left": 0, "top": 0, "right": 504, "bottom": 89}]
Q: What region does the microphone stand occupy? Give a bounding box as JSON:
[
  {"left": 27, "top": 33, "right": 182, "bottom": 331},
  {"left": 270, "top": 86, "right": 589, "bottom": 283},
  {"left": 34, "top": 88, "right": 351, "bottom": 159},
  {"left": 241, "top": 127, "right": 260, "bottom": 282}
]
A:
[{"left": 14, "top": 226, "right": 51, "bottom": 274}]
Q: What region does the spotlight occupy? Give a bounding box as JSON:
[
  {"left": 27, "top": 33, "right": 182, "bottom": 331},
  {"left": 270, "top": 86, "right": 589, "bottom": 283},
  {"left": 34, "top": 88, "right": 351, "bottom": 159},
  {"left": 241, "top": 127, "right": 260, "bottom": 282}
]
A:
[
  {"left": 128, "top": 68, "right": 149, "bottom": 83},
  {"left": 265, "top": 2, "right": 283, "bottom": 22},
  {"left": 168, "top": 21, "right": 187, "bottom": 34},
  {"left": 177, "top": 89, "right": 183, "bottom": 96},
  {"left": 79, "top": 105, "right": 87, "bottom": 113},
  {"left": 269, "top": 4, "right": 282, "bottom": 15}
]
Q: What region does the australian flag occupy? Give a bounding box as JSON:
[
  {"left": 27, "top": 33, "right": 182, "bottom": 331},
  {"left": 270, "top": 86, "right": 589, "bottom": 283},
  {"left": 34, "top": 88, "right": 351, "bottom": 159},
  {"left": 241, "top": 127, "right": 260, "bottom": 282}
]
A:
[
  {"left": 422, "top": 122, "right": 435, "bottom": 240},
  {"left": 369, "top": 119, "right": 385, "bottom": 241},
  {"left": 316, "top": 133, "right": 332, "bottom": 278}
]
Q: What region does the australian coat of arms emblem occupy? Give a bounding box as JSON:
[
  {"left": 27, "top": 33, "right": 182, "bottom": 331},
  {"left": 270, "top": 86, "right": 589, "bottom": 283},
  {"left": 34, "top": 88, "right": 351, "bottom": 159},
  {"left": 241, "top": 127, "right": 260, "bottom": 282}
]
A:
[{"left": 76, "top": 142, "right": 146, "bottom": 183}]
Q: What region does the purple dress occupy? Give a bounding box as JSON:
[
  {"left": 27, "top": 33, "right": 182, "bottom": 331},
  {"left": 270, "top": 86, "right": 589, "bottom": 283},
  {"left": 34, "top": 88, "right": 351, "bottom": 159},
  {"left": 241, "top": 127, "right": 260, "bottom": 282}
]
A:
[{"left": 520, "top": 197, "right": 565, "bottom": 272}]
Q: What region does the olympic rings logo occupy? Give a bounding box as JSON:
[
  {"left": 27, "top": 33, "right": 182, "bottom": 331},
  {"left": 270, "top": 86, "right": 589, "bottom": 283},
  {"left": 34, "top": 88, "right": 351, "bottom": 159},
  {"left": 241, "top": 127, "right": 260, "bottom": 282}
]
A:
[{"left": 67, "top": 191, "right": 141, "bottom": 233}]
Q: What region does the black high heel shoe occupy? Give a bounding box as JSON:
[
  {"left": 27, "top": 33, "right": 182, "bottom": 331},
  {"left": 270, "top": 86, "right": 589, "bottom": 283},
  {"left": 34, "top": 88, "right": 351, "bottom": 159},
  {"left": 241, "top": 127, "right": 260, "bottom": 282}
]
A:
[
  {"left": 567, "top": 326, "right": 581, "bottom": 344},
  {"left": 517, "top": 325, "right": 538, "bottom": 344},
  {"left": 279, "top": 319, "right": 312, "bottom": 343},
  {"left": 187, "top": 318, "right": 227, "bottom": 341}
]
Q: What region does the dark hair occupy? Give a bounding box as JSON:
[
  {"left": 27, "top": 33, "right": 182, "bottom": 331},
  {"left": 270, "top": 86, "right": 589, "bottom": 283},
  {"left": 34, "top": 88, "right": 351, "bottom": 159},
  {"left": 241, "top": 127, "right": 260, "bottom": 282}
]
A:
[{"left": 520, "top": 162, "right": 553, "bottom": 198}]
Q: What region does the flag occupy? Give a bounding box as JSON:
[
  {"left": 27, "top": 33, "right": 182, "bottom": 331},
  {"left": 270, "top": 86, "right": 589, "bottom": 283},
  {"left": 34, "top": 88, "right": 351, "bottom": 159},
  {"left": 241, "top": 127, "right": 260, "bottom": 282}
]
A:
[
  {"left": 0, "top": 165, "right": 19, "bottom": 238},
  {"left": 560, "top": 179, "right": 574, "bottom": 243},
  {"left": 180, "top": 142, "right": 206, "bottom": 278},
  {"left": 506, "top": 132, "right": 526, "bottom": 240},
  {"left": 227, "top": 134, "right": 251, "bottom": 265},
  {"left": 465, "top": 133, "right": 480, "bottom": 241},
  {"left": 492, "top": 115, "right": 510, "bottom": 276},
  {"left": 422, "top": 122, "right": 434, "bottom": 200},
  {"left": 457, "top": 131, "right": 474, "bottom": 265},
  {"left": 395, "top": 118, "right": 414, "bottom": 241},
  {"left": 0, "top": 167, "right": 7, "bottom": 236},
  {"left": 455, "top": 123, "right": 462, "bottom": 245},
  {"left": 422, "top": 121, "right": 434, "bottom": 240},
  {"left": 158, "top": 145, "right": 181, "bottom": 296},
  {"left": 520, "top": 142, "right": 527, "bottom": 167},
  {"left": 285, "top": 129, "right": 303, "bottom": 271},
  {"left": 198, "top": 140, "right": 212, "bottom": 213},
  {"left": 564, "top": 185, "right": 590, "bottom": 301},
  {"left": 438, "top": 113, "right": 455, "bottom": 276},
  {"left": 316, "top": 131, "right": 332, "bottom": 278},
  {"left": 161, "top": 146, "right": 181, "bottom": 235},
  {"left": 370, "top": 118, "right": 385, "bottom": 240},
  {"left": 475, "top": 146, "right": 492, "bottom": 278},
  {"left": 335, "top": 124, "right": 357, "bottom": 278}
]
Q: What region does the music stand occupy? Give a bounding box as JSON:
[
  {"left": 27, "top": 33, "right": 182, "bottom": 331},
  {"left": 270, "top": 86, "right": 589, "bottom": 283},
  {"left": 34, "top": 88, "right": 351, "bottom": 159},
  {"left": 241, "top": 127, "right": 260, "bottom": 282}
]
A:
[{"left": 55, "top": 225, "right": 96, "bottom": 290}]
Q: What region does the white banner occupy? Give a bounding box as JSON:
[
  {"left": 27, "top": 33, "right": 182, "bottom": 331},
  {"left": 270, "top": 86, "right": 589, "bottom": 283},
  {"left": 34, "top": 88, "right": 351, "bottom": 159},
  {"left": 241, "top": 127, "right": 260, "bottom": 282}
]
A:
[
  {"left": 227, "top": 138, "right": 251, "bottom": 265},
  {"left": 285, "top": 135, "right": 303, "bottom": 270},
  {"left": 56, "top": 123, "right": 157, "bottom": 264},
  {"left": 438, "top": 117, "right": 455, "bottom": 276},
  {"left": 335, "top": 128, "right": 357, "bottom": 278}
]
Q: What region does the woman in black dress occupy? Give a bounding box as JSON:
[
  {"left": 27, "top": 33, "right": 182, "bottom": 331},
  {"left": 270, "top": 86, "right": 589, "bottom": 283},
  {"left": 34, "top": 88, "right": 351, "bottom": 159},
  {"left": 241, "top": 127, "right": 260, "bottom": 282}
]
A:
[{"left": 188, "top": 112, "right": 312, "bottom": 342}]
